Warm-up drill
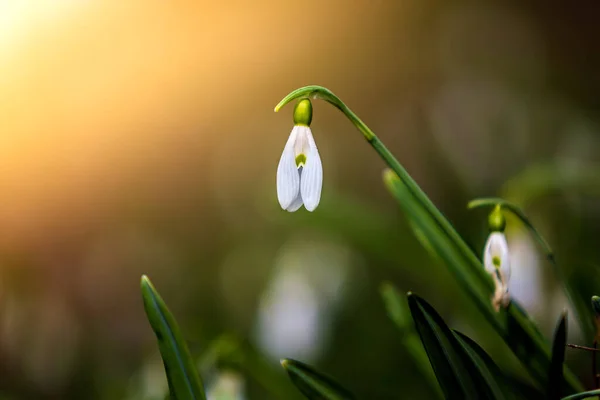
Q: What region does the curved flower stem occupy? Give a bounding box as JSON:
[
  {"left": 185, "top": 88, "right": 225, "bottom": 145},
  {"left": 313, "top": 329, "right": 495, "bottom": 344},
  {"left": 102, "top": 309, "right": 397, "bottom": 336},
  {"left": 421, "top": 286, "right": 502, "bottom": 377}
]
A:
[
  {"left": 468, "top": 197, "right": 554, "bottom": 263},
  {"left": 276, "top": 86, "right": 490, "bottom": 291}
]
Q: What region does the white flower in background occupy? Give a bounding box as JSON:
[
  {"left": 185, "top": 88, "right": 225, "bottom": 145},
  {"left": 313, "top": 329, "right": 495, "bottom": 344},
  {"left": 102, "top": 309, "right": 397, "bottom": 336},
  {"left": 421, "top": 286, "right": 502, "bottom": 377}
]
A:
[
  {"left": 253, "top": 237, "right": 356, "bottom": 362},
  {"left": 482, "top": 206, "right": 511, "bottom": 312},
  {"left": 206, "top": 370, "right": 246, "bottom": 400},
  {"left": 277, "top": 99, "right": 323, "bottom": 212},
  {"left": 484, "top": 231, "right": 511, "bottom": 311}
]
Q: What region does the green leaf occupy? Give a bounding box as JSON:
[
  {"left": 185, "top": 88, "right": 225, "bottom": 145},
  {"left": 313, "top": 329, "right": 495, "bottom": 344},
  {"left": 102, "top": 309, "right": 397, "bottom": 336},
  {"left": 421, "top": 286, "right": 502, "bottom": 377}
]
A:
[
  {"left": 548, "top": 312, "right": 568, "bottom": 400},
  {"left": 237, "top": 342, "right": 304, "bottom": 400},
  {"left": 280, "top": 358, "right": 356, "bottom": 400},
  {"left": 380, "top": 282, "right": 410, "bottom": 330},
  {"left": 380, "top": 283, "right": 442, "bottom": 397},
  {"left": 140, "top": 275, "right": 207, "bottom": 400},
  {"left": 564, "top": 266, "right": 598, "bottom": 344},
  {"left": 561, "top": 389, "right": 600, "bottom": 400},
  {"left": 408, "top": 293, "right": 498, "bottom": 399},
  {"left": 383, "top": 170, "right": 582, "bottom": 393},
  {"left": 452, "top": 332, "right": 507, "bottom": 400},
  {"left": 454, "top": 331, "right": 544, "bottom": 400}
]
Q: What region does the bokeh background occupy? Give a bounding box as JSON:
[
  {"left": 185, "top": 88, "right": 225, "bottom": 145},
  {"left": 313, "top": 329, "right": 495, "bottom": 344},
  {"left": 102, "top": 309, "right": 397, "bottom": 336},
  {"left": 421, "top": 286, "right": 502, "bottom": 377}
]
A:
[{"left": 1, "top": 1, "right": 600, "bottom": 399}]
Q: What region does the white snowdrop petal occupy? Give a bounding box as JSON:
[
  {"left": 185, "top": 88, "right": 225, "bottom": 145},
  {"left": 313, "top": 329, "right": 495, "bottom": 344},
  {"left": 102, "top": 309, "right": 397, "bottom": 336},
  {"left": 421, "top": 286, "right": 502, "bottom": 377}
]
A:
[
  {"left": 483, "top": 238, "right": 496, "bottom": 275},
  {"left": 300, "top": 128, "right": 322, "bottom": 212},
  {"left": 286, "top": 190, "right": 304, "bottom": 212},
  {"left": 277, "top": 127, "right": 300, "bottom": 209},
  {"left": 484, "top": 232, "right": 510, "bottom": 276},
  {"left": 499, "top": 239, "right": 510, "bottom": 282}
]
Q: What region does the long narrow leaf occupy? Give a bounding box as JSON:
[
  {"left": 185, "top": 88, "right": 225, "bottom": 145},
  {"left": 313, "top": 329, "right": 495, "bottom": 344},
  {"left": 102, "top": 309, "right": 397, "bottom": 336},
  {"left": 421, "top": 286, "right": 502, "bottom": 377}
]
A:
[
  {"left": 408, "top": 293, "right": 498, "bottom": 399},
  {"left": 280, "top": 358, "right": 356, "bottom": 400},
  {"left": 380, "top": 283, "right": 442, "bottom": 397},
  {"left": 548, "top": 312, "right": 568, "bottom": 400},
  {"left": 561, "top": 389, "right": 600, "bottom": 400},
  {"left": 452, "top": 332, "right": 507, "bottom": 400},
  {"left": 567, "top": 268, "right": 600, "bottom": 344},
  {"left": 454, "top": 331, "right": 544, "bottom": 400},
  {"left": 141, "top": 275, "right": 207, "bottom": 400}
]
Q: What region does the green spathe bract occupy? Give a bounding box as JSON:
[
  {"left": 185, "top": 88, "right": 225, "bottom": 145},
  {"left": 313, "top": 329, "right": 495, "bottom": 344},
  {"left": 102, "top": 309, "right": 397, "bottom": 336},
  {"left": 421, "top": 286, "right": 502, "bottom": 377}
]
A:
[
  {"left": 274, "top": 85, "right": 583, "bottom": 392},
  {"left": 140, "top": 275, "right": 207, "bottom": 400}
]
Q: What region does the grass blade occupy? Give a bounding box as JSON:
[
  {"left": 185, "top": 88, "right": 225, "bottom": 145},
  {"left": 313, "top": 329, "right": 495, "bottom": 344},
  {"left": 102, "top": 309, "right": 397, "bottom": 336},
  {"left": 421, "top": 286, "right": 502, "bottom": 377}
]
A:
[
  {"left": 454, "top": 331, "right": 544, "bottom": 400},
  {"left": 452, "top": 332, "right": 507, "bottom": 400},
  {"left": 548, "top": 312, "right": 568, "bottom": 400},
  {"left": 280, "top": 358, "right": 356, "bottom": 400},
  {"left": 380, "top": 283, "right": 442, "bottom": 397},
  {"left": 408, "top": 293, "right": 498, "bottom": 399},
  {"left": 141, "top": 275, "right": 207, "bottom": 400},
  {"left": 561, "top": 389, "right": 600, "bottom": 400}
]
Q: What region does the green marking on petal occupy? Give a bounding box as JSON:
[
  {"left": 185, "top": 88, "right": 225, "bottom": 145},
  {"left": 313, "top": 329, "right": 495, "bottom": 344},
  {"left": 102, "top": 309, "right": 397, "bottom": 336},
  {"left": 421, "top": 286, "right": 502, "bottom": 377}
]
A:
[
  {"left": 492, "top": 256, "right": 501, "bottom": 268},
  {"left": 295, "top": 153, "right": 306, "bottom": 167}
]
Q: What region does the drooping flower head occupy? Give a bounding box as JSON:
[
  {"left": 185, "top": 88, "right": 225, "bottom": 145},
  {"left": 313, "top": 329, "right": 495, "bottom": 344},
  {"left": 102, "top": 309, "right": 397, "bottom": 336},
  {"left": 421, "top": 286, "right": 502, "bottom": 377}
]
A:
[
  {"left": 277, "top": 99, "right": 323, "bottom": 212},
  {"left": 483, "top": 205, "right": 511, "bottom": 311}
]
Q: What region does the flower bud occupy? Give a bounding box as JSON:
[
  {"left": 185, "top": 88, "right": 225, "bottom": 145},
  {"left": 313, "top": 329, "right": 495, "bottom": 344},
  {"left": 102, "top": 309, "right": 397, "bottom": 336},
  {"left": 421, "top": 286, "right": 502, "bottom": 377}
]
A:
[
  {"left": 293, "top": 99, "right": 313, "bottom": 126},
  {"left": 488, "top": 205, "right": 506, "bottom": 232}
]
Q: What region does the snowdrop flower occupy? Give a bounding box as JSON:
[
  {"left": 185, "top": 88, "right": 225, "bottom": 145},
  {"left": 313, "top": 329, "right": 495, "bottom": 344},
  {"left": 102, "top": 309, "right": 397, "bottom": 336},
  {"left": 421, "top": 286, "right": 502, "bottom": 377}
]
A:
[
  {"left": 483, "top": 206, "right": 511, "bottom": 311},
  {"left": 277, "top": 99, "right": 323, "bottom": 212}
]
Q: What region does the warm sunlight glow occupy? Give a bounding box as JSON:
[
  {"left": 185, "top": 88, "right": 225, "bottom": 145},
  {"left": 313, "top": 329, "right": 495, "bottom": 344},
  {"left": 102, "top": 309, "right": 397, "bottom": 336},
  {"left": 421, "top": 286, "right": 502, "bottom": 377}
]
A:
[{"left": 0, "top": 1, "right": 80, "bottom": 49}]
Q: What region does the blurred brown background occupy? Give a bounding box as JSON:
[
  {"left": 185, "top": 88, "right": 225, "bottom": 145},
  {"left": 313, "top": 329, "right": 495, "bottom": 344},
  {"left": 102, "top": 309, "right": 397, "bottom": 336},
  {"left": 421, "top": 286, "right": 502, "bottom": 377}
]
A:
[{"left": 0, "top": 1, "right": 599, "bottom": 399}]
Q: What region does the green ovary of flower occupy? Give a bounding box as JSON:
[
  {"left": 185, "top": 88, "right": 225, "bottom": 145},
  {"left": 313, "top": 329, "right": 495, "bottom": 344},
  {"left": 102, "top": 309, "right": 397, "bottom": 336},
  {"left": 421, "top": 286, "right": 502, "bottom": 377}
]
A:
[{"left": 293, "top": 99, "right": 313, "bottom": 126}]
